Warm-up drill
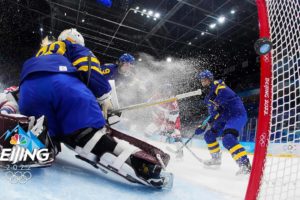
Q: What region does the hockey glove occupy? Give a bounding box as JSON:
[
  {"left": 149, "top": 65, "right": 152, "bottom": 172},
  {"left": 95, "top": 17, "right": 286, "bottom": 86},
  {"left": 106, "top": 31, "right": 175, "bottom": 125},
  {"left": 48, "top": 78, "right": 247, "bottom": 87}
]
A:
[
  {"left": 195, "top": 115, "right": 211, "bottom": 135},
  {"left": 195, "top": 127, "right": 205, "bottom": 135},
  {"left": 97, "top": 92, "right": 113, "bottom": 119},
  {"left": 107, "top": 111, "right": 122, "bottom": 125}
]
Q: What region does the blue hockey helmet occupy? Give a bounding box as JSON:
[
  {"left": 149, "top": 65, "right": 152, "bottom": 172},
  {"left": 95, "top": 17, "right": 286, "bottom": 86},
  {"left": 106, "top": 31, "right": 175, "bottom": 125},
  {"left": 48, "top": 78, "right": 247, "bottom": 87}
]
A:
[
  {"left": 198, "top": 70, "right": 214, "bottom": 80},
  {"left": 119, "top": 53, "right": 135, "bottom": 64}
]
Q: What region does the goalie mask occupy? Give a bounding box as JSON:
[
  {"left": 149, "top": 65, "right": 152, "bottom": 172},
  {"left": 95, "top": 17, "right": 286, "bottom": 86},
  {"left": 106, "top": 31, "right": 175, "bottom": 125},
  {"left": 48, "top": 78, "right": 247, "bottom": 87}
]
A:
[{"left": 58, "top": 28, "right": 85, "bottom": 46}]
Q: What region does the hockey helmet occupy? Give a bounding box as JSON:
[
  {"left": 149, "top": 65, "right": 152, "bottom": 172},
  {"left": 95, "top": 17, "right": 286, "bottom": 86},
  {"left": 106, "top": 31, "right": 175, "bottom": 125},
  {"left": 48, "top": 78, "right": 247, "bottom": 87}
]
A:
[
  {"left": 198, "top": 70, "right": 214, "bottom": 80},
  {"left": 58, "top": 28, "right": 85, "bottom": 46},
  {"left": 119, "top": 53, "right": 135, "bottom": 64}
]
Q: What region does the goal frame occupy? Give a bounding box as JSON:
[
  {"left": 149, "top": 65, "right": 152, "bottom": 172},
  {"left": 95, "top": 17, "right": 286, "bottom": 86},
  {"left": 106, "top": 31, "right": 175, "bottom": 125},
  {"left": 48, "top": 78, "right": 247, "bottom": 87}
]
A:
[{"left": 245, "top": 0, "right": 273, "bottom": 199}]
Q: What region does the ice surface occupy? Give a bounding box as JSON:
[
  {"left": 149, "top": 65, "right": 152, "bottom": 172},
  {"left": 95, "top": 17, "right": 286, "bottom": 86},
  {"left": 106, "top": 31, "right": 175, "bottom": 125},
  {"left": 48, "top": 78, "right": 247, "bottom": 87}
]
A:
[{"left": 0, "top": 140, "right": 251, "bottom": 200}]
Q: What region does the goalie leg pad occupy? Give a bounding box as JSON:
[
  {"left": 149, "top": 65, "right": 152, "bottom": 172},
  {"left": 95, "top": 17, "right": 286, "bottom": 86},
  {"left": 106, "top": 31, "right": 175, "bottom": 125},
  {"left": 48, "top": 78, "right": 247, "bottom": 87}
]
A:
[{"left": 112, "top": 137, "right": 139, "bottom": 170}]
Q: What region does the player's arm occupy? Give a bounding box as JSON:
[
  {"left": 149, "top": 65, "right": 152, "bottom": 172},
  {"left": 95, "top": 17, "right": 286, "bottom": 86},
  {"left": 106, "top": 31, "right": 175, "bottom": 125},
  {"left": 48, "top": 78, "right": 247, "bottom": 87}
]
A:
[
  {"left": 207, "top": 100, "right": 220, "bottom": 122},
  {"left": 63, "top": 41, "right": 113, "bottom": 118},
  {"left": 207, "top": 82, "right": 229, "bottom": 122},
  {"left": 63, "top": 40, "right": 112, "bottom": 98}
]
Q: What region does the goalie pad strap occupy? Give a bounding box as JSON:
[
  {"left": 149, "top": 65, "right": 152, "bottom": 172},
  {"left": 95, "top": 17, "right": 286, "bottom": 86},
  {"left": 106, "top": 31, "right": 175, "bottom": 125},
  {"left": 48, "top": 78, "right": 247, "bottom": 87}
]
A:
[
  {"left": 75, "top": 128, "right": 106, "bottom": 159},
  {"left": 112, "top": 138, "right": 139, "bottom": 170}
]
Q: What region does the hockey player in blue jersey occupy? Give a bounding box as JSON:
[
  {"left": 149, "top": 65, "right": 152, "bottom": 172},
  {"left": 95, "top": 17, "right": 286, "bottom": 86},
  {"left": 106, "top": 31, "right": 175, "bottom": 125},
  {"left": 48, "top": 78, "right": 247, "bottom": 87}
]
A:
[
  {"left": 18, "top": 30, "right": 172, "bottom": 188},
  {"left": 194, "top": 70, "right": 251, "bottom": 175},
  {"left": 100, "top": 53, "right": 135, "bottom": 81}
]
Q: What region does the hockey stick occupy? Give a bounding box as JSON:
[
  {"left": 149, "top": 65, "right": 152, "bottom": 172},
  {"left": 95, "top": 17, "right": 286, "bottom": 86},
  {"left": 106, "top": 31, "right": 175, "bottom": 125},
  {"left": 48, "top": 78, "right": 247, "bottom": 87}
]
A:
[
  {"left": 111, "top": 89, "right": 202, "bottom": 114},
  {"left": 182, "top": 143, "right": 203, "bottom": 163},
  {"left": 166, "top": 116, "right": 211, "bottom": 154},
  {"left": 166, "top": 134, "right": 195, "bottom": 154}
]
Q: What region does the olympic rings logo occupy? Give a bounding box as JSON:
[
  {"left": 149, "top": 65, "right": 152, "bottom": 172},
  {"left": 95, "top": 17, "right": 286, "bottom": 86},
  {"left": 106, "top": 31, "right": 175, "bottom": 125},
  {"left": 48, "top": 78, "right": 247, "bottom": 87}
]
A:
[
  {"left": 5, "top": 170, "right": 32, "bottom": 184},
  {"left": 259, "top": 133, "right": 267, "bottom": 147},
  {"left": 263, "top": 54, "right": 270, "bottom": 63},
  {"left": 283, "top": 144, "right": 296, "bottom": 153}
]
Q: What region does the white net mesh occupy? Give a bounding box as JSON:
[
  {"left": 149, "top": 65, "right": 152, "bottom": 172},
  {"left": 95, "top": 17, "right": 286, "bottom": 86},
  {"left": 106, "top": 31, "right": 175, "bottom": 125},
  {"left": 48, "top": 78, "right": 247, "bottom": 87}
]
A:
[{"left": 258, "top": 0, "right": 300, "bottom": 199}]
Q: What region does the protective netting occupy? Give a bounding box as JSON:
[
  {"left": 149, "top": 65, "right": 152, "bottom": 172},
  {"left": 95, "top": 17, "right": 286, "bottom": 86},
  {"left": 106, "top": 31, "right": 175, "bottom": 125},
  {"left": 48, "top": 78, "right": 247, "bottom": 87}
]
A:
[{"left": 257, "top": 0, "right": 300, "bottom": 199}]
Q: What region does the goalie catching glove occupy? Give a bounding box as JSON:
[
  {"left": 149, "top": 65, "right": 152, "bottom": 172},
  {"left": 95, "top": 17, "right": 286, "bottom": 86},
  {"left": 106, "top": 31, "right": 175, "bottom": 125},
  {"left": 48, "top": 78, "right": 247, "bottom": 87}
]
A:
[{"left": 97, "top": 92, "right": 121, "bottom": 125}]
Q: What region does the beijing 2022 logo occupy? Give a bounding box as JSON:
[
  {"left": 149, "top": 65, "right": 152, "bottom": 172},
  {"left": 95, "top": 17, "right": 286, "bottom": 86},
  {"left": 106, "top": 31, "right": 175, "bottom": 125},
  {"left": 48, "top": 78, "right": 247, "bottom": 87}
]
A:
[{"left": 0, "top": 125, "right": 50, "bottom": 184}]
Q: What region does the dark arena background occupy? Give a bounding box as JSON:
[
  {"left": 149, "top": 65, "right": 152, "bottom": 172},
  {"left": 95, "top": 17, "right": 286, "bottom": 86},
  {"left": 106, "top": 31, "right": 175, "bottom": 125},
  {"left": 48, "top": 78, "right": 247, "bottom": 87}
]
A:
[{"left": 0, "top": 0, "right": 299, "bottom": 200}]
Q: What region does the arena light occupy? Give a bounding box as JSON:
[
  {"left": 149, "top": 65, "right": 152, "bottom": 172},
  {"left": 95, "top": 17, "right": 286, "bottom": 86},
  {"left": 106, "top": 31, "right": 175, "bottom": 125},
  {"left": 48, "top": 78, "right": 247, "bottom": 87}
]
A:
[
  {"left": 201, "top": 32, "right": 205, "bottom": 36},
  {"left": 209, "top": 23, "right": 216, "bottom": 29},
  {"left": 218, "top": 16, "right": 226, "bottom": 24},
  {"left": 148, "top": 10, "right": 153, "bottom": 16},
  {"left": 188, "top": 42, "right": 192, "bottom": 45},
  {"left": 40, "top": 27, "right": 43, "bottom": 32},
  {"left": 134, "top": 6, "right": 139, "bottom": 13},
  {"left": 81, "top": 19, "right": 85, "bottom": 23},
  {"left": 166, "top": 57, "right": 172, "bottom": 62},
  {"left": 64, "top": 12, "right": 67, "bottom": 16},
  {"left": 230, "top": 9, "right": 235, "bottom": 14},
  {"left": 132, "top": 7, "right": 161, "bottom": 20},
  {"left": 49, "top": 31, "right": 52, "bottom": 34},
  {"left": 138, "top": 58, "right": 142, "bottom": 62}
]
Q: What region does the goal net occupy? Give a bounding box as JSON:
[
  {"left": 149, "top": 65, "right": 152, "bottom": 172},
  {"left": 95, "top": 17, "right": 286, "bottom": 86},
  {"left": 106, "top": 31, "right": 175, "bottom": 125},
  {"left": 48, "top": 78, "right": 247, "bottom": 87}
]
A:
[{"left": 245, "top": 0, "right": 300, "bottom": 199}]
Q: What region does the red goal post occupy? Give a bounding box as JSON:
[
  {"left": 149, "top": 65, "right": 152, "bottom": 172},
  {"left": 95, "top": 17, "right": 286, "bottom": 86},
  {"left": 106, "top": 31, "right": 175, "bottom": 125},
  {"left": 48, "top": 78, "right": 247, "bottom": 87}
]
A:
[{"left": 245, "top": 0, "right": 300, "bottom": 199}]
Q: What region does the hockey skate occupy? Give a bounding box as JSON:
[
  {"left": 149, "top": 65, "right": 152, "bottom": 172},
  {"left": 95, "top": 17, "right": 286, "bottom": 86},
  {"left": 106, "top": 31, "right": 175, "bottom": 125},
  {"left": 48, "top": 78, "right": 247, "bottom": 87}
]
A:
[
  {"left": 203, "top": 152, "right": 221, "bottom": 168},
  {"left": 236, "top": 161, "right": 251, "bottom": 176},
  {"left": 174, "top": 142, "right": 183, "bottom": 159},
  {"left": 175, "top": 150, "right": 184, "bottom": 159}
]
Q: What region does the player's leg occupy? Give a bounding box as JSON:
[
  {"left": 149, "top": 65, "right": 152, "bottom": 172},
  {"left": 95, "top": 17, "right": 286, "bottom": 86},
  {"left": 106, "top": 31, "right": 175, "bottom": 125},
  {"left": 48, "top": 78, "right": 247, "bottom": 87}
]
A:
[
  {"left": 202, "top": 119, "right": 225, "bottom": 166},
  {"left": 62, "top": 128, "right": 163, "bottom": 182},
  {"left": 171, "top": 129, "right": 183, "bottom": 159},
  {"left": 53, "top": 75, "right": 167, "bottom": 186},
  {"left": 203, "top": 128, "right": 222, "bottom": 166},
  {"left": 19, "top": 72, "right": 63, "bottom": 137},
  {"left": 222, "top": 115, "right": 251, "bottom": 175}
]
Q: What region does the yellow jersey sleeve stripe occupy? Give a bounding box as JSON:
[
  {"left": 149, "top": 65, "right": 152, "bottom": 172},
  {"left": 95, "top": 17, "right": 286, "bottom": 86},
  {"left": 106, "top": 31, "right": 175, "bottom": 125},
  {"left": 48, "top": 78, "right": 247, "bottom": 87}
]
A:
[
  {"left": 215, "top": 85, "right": 226, "bottom": 95},
  {"left": 78, "top": 65, "right": 104, "bottom": 75},
  {"left": 73, "top": 57, "right": 100, "bottom": 66},
  {"left": 214, "top": 113, "right": 220, "bottom": 119},
  {"left": 209, "top": 147, "right": 221, "bottom": 153},
  {"left": 207, "top": 141, "right": 219, "bottom": 147},
  {"left": 233, "top": 151, "right": 247, "bottom": 160},
  {"left": 229, "top": 144, "right": 243, "bottom": 154}
]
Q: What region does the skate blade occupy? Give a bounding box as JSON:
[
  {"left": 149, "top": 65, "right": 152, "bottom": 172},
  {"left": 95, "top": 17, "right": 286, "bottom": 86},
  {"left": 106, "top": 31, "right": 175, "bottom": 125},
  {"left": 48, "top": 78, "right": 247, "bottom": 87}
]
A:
[
  {"left": 159, "top": 172, "right": 174, "bottom": 190},
  {"left": 203, "top": 164, "right": 221, "bottom": 170}
]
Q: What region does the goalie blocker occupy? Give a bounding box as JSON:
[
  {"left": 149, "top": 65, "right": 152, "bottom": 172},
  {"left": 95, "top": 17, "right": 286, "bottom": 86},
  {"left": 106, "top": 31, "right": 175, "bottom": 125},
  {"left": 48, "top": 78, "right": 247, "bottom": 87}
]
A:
[{"left": 0, "top": 114, "right": 57, "bottom": 168}]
